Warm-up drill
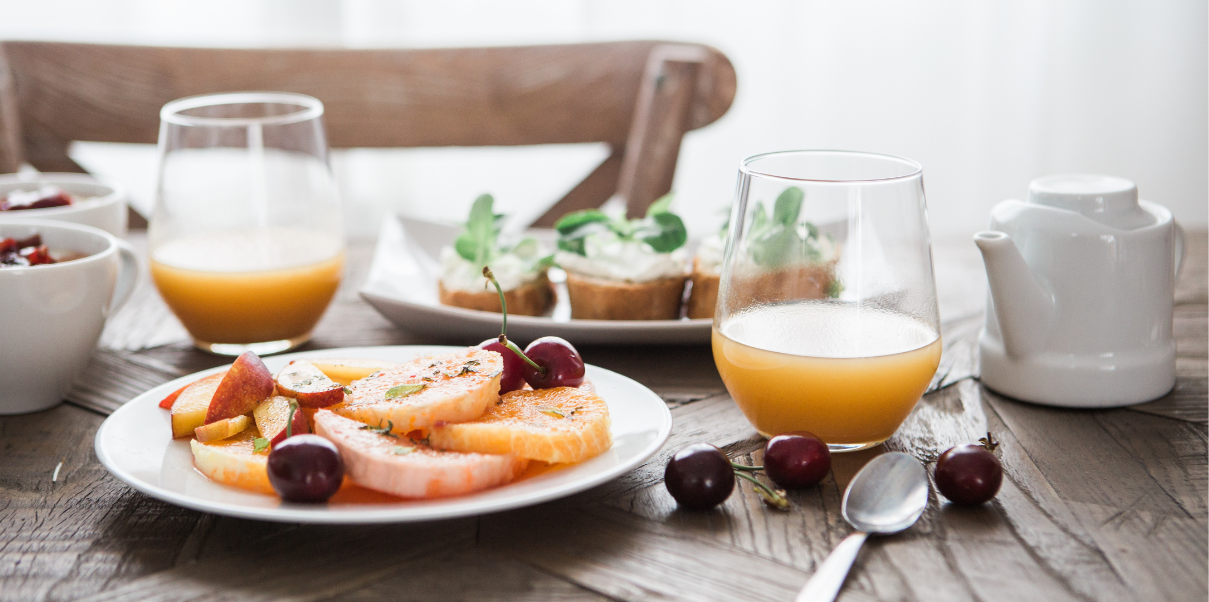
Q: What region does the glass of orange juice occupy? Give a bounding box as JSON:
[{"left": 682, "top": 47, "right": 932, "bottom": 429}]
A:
[
  {"left": 150, "top": 92, "right": 344, "bottom": 356},
  {"left": 712, "top": 150, "right": 942, "bottom": 452}
]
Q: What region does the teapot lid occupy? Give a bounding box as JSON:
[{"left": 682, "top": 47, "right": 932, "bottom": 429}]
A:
[{"left": 1028, "top": 174, "right": 1155, "bottom": 230}]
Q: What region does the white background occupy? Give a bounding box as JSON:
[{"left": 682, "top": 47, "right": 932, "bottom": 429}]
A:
[{"left": 3, "top": 0, "right": 1205, "bottom": 240}]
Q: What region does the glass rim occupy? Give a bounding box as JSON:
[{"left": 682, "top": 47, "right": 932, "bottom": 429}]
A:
[
  {"left": 740, "top": 149, "right": 923, "bottom": 183},
  {"left": 160, "top": 92, "right": 324, "bottom": 127}
]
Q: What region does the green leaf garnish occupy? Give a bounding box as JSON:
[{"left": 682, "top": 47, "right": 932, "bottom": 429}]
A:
[
  {"left": 646, "top": 191, "right": 675, "bottom": 216},
  {"left": 745, "top": 186, "right": 827, "bottom": 268},
  {"left": 360, "top": 420, "right": 398, "bottom": 438},
  {"left": 385, "top": 384, "right": 425, "bottom": 399},
  {"left": 555, "top": 199, "right": 687, "bottom": 256},
  {"left": 253, "top": 437, "right": 270, "bottom": 453},
  {"left": 391, "top": 445, "right": 415, "bottom": 455},
  {"left": 554, "top": 209, "right": 611, "bottom": 235},
  {"left": 641, "top": 212, "right": 687, "bottom": 253},
  {"left": 342, "top": 386, "right": 353, "bottom": 395},
  {"left": 536, "top": 405, "right": 566, "bottom": 418},
  {"left": 454, "top": 194, "right": 502, "bottom": 267}
]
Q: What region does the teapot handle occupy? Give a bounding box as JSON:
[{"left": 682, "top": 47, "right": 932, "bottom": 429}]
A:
[{"left": 1174, "top": 221, "right": 1186, "bottom": 280}]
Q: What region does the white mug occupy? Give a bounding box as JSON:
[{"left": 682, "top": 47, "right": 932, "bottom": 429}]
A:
[{"left": 0, "top": 219, "right": 138, "bottom": 414}]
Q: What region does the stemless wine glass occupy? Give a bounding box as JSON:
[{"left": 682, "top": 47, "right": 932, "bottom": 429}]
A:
[
  {"left": 712, "top": 150, "right": 941, "bottom": 452},
  {"left": 150, "top": 92, "right": 344, "bottom": 356}
]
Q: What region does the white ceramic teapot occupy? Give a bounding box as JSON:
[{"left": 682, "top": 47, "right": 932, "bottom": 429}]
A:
[{"left": 973, "top": 174, "right": 1185, "bottom": 407}]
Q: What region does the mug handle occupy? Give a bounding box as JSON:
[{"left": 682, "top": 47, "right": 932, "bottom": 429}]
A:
[
  {"left": 110, "top": 238, "right": 139, "bottom": 315},
  {"left": 1173, "top": 221, "right": 1186, "bottom": 280}
]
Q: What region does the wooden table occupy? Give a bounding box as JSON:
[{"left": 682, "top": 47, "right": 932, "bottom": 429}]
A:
[{"left": 2, "top": 232, "right": 1205, "bottom": 602}]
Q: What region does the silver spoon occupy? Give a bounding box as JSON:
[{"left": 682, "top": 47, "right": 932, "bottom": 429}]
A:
[{"left": 796, "top": 452, "right": 929, "bottom": 602}]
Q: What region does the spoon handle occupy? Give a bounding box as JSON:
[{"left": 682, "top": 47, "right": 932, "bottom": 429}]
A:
[{"left": 795, "top": 531, "right": 869, "bottom": 602}]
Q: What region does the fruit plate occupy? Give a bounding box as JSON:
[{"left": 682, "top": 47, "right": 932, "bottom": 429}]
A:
[
  {"left": 94, "top": 345, "right": 672, "bottom": 524},
  {"left": 359, "top": 215, "right": 712, "bottom": 345}
]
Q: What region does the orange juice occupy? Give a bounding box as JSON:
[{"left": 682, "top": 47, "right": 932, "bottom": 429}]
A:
[
  {"left": 712, "top": 303, "right": 940, "bottom": 449},
  {"left": 150, "top": 229, "right": 343, "bottom": 344}
]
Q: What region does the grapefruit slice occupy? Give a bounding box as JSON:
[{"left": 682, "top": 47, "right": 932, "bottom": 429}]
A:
[
  {"left": 334, "top": 349, "right": 502, "bottom": 434},
  {"left": 428, "top": 383, "right": 611, "bottom": 463},
  {"left": 313, "top": 410, "right": 527, "bottom": 498},
  {"left": 190, "top": 428, "right": 273, "bottom": 495}
]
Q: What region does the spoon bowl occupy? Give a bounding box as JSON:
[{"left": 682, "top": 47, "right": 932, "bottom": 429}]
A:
[{"left": 797, "top": 452, "right": 929, "bottom": 602}]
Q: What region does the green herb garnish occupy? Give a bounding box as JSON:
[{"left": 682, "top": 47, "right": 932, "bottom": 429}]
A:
[
  {"left": 385, "top": 384, "right": 425, "bottom": 399},
  {"left": 391, "top": 445, "right": 415, "bottom": 455},
  {"left": 360, "top": 420, "right": 398, "bottom": 438},
  {"left": 536, "top": 405, "right": 566, "bottom": 418},
  {"left": 342, "top": 386, "right": 353, "bottom": 395},
  {"left": 554, "top": 192, "right": 686, "bottom": 255},
  {"left": 253, "top": 437, "right": 270, "bottom": 453}
]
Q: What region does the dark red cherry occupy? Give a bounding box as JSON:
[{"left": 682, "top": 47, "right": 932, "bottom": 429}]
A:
[
  {"left": 763, "top": 431, "right": 831, "bottom": 488},
  {"left": 521, "top": 336, "right": 585, "bottom": 389},
  {"left": 935, "top": 443, "right": 1002, "bottom": 505},
  {"left": 664, "top": 443, "right": 734, "bottom": 510},
  {"left": 267, "top": 434, "right": 345, "bottom": 503},
  {"left": 479, "top": 339, "right": 526, "bottom": 394}
]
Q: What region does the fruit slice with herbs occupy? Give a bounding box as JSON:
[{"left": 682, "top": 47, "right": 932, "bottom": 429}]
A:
[
  {"left": 190, "top": 428, "right": 274, "bottom": 495},
  {"left": 194, "top": 414, "right": 251, "bottom": 443},
  {"left": 158, "top": 383, "right": 190, "bottom": 410},
  {"left": 205, "top": 351, "right": 275, "bottom": 424},
  {"left": 307, "top": 358, "right": 401, "bottom": 386},
  {"left": 253, "top": 395, "right": 310, "bottom": 447},
  {"left": 313, "top": 410, "right": 527, "bottom": 498},
  {"left": 275, "top": 360, "right": 347, "bottom": 408},
  {"left": 335, "top": 349, "right": 502, "bottom": 434},
  {"left": 428, "top": 382, "right": 610, "bottom": 463},
  {"left": 170, "top": 372, "right": 227, "bottom": 438}
]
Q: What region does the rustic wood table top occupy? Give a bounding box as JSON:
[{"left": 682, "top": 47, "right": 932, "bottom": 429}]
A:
[{"left": 2, "top": 230, "right": 1205, "bottom": 602}]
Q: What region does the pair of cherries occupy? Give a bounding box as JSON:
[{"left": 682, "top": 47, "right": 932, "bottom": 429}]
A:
[{"left": 478, "top": 267, "right": 584, "bottom": 393}]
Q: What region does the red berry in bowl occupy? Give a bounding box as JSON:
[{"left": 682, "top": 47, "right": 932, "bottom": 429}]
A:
[
  {"left": 935, "top": 433, "right": 1003, "bottom": 505},
  {"left": 664, "top": 443, "right": 735, "bottom": 510},
  {"left": 522, "top": 336, "right": 585, "bottom": 389},
  {"left": 763, "top": 431, "right": 831, "bottom": 489},
  {"left": 267, "top": 434, "right": 345, "bottom": 503}
]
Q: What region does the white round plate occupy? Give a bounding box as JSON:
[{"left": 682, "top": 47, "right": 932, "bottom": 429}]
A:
[
  {"left": 95, "top": 345, "right": 671, "bottom": 524},
  {"left": 359, "top": 215, "right": 711, "bottom": 345}
]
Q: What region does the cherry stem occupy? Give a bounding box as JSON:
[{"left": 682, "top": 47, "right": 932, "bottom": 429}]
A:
[
  {"left": 483, "top": 267, "right": 508, "bottom": 337},
  {"left": 730, "top": 461, "right": 764, "bottom": 472},
  {"left": 286, "top": 400, "right": 299, "bottom": 438},
  {"left": 497, "top": 334, "right": 547, "bottom": 375},
  {"left": 734, "top": 471, "right": 789, "bottom": 510}
]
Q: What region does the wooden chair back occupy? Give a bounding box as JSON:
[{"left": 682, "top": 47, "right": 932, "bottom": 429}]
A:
[{"left": 0, "top": 41, "right": 735, "bottom": 226}]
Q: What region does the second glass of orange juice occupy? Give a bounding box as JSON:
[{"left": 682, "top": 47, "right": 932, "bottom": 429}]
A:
[
  {"left": 151, "top": 92, "right": 344, "bottom": 355},
  {"left": 713, "top": 151, "right": 942, "bottom": 451}
]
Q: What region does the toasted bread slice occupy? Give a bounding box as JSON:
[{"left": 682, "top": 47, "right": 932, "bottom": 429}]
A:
[
  {"left": 334, "top": 349, "right": 502, "bottom": 434},
  {"left": 686, "top": 256, "right": 721, "bottom": 320},
  {"left": 439, "top": 273, "right": 554, "bottom": 316},
  {"left": 564, "top": 272, "right": 686, "bottom": 320},
  {"left": 428, "top": 383, "right": 611, "bottom": 463},
  {"left": 190, "top": 428, "right": 273, "bottom": 494},
  {"left": 314, "top": 410, "right": 527, "bottom": 498}
]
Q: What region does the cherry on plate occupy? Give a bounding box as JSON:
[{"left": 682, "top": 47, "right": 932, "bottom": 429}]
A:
[
  {"left": 763, "top": 431, "right": 831, "bottom": 489},
  {"left": 479, "top": 339, "right": 526, "bottom": 394},
  {"left": 934, "top": 443, "right": 1002, "bottom": 505},
  {"left": 664, "top": 443, "right": 734, "bottom": 510},
  {"left": 521, "top": 336, "right": 585, "bottom": 389},
  {"left": 267, "top": 434, "right": 345, "bottom": 503}
]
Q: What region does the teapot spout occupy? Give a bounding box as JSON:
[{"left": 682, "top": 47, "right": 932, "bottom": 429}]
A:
[{"left": 974, "top": 231, "right": 1055, "bottom": 358}]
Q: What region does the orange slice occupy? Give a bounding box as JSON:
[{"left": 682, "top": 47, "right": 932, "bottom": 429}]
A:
[
  {"left": 190, "top": 428, "right": 273, "bottom": 494},
  {"left": 313, "top": 410, "right": 527, "bottom": 498},
  {"left": 428, "top": 383, "right": 611, "bottom": 463},
  {"left": 334, "top": 349, "right": 501, "bottom": 434}
]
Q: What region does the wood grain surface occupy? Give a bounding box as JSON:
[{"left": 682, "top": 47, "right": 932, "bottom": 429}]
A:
[{"left": 1, "top": 232, "right": 1205, "bottom": 602}]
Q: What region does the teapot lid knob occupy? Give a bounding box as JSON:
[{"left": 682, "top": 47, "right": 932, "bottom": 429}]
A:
[{"left": 1028, "top": 174, "right": 1154, "bottom": 229}]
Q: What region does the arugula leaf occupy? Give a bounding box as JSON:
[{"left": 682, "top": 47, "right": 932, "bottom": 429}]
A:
[
  {"left": 554, "top": 210, "right": 610, "bottom": 235},
  {"left": 391, "top": 446, "right": 415, "bottom": 455},
  {"left": 773, "top": 186, "right": 804, "bottom": 226},
  {"left": 454, "top": 194, "right": 500, "bottom": 267},
  {"left": 253, "top": 437, "right": 270, "bottom": 454},
  {"left": 536, "top": 405, "right": 566, "bottom": 418},
  {"left": 646, "top": 192, "right": 675, "bottom": 216},
  {"left": 641, "top": 212, "right": 687, "bottom": 253},
  {"left": 385, "top": 384, "right": 425, "bottom": 399}
]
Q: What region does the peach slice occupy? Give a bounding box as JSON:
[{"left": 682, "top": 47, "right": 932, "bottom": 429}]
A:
[
  {"left": 190, "top": 429, "right": 273, "bottom": 495},
  {"left": 308, "top": 358, "right": 401, "bottom": 386},
  {"left": 275, "top": 360, "right": 347, "bottom": 408},
  {"left": 170, "top": 372, "right": 226, "bottom": 439},
  {"left": 206, "top": 351, "right": 275, "bottom": 425},
  {"left": 194, "top": 414, "right": 251, "bottom": 443},
  {"left": 253, "top": 395, "right": 310, "bottom": 447}
]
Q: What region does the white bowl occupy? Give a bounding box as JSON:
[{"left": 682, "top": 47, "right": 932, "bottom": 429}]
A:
[{"left": 0, "top": 173, "right": 128, "bottom": 236}]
